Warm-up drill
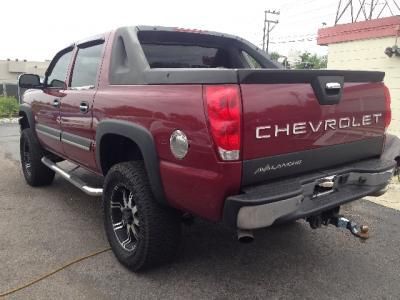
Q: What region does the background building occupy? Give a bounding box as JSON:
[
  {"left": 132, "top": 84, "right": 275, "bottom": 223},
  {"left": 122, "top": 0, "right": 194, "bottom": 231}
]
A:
[
  {"left": 0, "top": 59, "right": 49, "bottom": 83},
  {"left": 318, "top": 16, "right": 400, "bottom": 136},
  {"left": 0, "top": 59, "right": 49, "bottom": 99}
]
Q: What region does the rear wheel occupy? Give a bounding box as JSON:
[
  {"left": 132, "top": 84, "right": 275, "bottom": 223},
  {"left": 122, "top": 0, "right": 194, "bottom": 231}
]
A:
[
  {"left": 20, "top": 128, "right": 55, "bottom": 186},
  {"left": 103, "top": 161, "right": 181, "bottom": 271}
]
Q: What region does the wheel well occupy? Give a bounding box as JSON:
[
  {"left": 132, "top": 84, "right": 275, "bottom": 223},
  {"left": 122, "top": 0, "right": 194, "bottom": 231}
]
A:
[
  {"left": 99, "top": 134, "right": 143, "bottom": 175},
  {"left": 19, "top": 112, "right": 30, "bottom": 130}
]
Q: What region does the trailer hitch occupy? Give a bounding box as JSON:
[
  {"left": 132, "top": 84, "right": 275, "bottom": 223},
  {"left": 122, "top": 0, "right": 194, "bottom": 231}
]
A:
[{"left": 306, "top": 210, "right": 369, "bottom": 240}]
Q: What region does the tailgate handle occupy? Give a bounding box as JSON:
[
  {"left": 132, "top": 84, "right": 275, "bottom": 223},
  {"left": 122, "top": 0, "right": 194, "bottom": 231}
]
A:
[
  {"left": 325, "top": 82, "right": 341, "bottom": 90},
  {"left": 312, "top": 76, "right": 344, "bottom": 105}
]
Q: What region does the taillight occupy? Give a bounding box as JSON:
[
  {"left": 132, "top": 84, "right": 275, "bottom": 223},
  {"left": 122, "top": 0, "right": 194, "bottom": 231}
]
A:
[
  {"left": 204, "top": 85, "right": 242, "bottom": 161},
  {"left": 384, "top": 84, "right": 392, "bottom": 129}
]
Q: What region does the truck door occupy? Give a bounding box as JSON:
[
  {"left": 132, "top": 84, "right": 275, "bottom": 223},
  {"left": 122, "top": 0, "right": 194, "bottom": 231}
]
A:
[
  {"left": 33, "top": 47, "right": 74, "bottom": 156},
  {"left": 60, "top": 40, "right": 104, "bottom": 171}
]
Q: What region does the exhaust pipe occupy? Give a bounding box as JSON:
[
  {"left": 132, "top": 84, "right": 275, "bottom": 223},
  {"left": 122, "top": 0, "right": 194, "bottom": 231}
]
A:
[{"left": 237, "top": 229, "right": 254, "bottom": 243}]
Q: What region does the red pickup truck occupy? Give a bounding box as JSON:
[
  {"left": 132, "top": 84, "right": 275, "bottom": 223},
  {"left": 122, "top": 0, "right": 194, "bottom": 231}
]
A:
[{"left": 18, "top": 26, "right": 399, "bottom": 271}]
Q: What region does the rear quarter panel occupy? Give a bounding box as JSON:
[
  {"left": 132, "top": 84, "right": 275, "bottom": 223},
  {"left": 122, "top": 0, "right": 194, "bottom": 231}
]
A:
[{"left": 92, "top": 85, "right": 241, "bottom": 221}]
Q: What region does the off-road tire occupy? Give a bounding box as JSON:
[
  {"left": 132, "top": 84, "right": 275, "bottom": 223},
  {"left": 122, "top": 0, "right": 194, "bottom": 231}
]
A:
[
  {"left": 20, "top": 128, "right": 55, "bottom": 186},
  {"left": 103, "top": 161, "right": 181, "bottom": 271}
]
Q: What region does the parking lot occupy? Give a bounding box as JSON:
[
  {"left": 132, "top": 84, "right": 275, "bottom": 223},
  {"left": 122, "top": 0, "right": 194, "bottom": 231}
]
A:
[{"left": 1, "top": 123, "right": 400, "bottom": 299}]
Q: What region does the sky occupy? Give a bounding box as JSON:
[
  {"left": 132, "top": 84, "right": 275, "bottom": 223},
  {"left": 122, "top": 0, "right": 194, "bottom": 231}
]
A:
[{"left": 0, "top": 0, "right": 343, "bottom": 61}]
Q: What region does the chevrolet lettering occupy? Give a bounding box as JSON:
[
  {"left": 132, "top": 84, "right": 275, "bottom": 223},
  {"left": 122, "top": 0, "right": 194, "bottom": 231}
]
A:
[{"left": 256, "top": 114, "right": 383, "bottom": 139}]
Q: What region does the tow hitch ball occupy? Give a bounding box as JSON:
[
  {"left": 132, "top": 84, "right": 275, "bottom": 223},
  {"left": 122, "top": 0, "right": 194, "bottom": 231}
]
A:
[{"left": 306, "top": 212, "right": 369, "bottom": 240}]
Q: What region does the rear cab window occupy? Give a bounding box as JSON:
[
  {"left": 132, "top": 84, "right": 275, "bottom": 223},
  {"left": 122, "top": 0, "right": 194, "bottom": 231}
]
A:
[
  {"left": 241, "top": 51, "right": 263, "bottom": 69},
  {"left": 137, "top": 31, "right": 274, "bottom": 69},
  {"left": 141, "top": 44, "right": 226, "bottom": 68},
  {"left": 70, "top": 42, "right": 104, "bottom": 88}
]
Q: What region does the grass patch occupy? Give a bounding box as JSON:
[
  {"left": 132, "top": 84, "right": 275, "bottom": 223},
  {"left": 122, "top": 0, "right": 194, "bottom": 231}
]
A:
[{"left": 0, "top": 96, "right": 19, "bottom": 118}]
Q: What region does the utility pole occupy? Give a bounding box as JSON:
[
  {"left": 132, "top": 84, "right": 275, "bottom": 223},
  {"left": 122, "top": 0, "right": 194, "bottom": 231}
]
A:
[{"left": 262, "top": 9, "right": 280, "bottom": 54}]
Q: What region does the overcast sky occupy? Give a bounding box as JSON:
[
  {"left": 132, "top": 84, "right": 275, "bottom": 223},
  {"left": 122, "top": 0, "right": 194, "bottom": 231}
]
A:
[{"left": 1, "top": 0, "right": 341, "bottom": 61}]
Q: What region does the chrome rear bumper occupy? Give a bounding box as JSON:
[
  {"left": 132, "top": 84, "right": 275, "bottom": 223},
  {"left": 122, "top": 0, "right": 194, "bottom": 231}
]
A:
[{"left": 224, "top": 158, "right": 396, "bottom": 230}]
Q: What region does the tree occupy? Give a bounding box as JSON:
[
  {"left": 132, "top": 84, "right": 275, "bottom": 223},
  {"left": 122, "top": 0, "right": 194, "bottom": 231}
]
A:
[
  {"left": 295, "top": 52, "right": 327, "bottom": 69},
  {"left": 269, "top": 51, "right": 281, "bottom": 62},
  {"left": 268, "top": 52, "right": 290, "bottom": 68}
]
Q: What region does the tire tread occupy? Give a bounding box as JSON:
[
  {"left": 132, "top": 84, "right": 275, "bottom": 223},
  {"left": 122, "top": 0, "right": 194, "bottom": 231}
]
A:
[
  {"left": 103, "top": 161, "right": 181, "bottom": 271},
  {"left": 20, "top": 128, "right": 55, "bottom": 186}
]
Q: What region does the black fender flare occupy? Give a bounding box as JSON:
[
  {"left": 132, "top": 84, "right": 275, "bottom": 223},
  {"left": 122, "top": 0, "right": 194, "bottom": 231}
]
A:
[
  {"left": 19, "top": 104, "right": 36, "bottom": 135},
  {"left": 95, "top": 120, "right": 166, "bottom": 205}
]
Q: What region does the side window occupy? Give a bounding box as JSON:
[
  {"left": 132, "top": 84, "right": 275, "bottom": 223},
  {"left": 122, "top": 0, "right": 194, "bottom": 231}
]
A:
[
  {"left": 241, "top": 51, "right": 262, "bottom": 69},
  {"left": 47, "top": 50, "right": 73, "bottom": 88},
  {"left": 71, "top": 43, "right": 103, "bottom": 88}
]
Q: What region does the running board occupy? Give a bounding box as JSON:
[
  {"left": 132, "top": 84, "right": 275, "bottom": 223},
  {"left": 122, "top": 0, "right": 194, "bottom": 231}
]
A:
[{"left": 41, "top": 157, "right": 103, "bottom": 197}]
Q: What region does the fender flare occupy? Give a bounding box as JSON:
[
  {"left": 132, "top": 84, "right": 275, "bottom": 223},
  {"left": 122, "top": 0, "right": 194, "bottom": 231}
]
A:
[
  {"left": 19, "top": 104, "right": 36, "bottom": 135},
  {"left": 95, "top": 120, "right": 166, "bottom": 205}
]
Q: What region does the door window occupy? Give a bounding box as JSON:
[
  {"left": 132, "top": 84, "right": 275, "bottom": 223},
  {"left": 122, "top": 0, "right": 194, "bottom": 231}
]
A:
[
  {"left": 47, "top": 50, "right": 73, "bottom": 88},
  {"left": 71, "top": 43, "right": 103, "bottom": 88}
]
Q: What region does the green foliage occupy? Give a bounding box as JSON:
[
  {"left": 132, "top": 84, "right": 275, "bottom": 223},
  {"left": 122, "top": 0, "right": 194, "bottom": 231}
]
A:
[
  {"left": 0, "top": 96, "right": 19, "bottom": 118},
  {"left": 269, "top": 51, "right": 281, "bottom": 61},
  {"left": 268, "top": 52, "right": 290, "bottom": 68},
  {"left": 295, "top": 52, "right": 327, "bottom": 69}
]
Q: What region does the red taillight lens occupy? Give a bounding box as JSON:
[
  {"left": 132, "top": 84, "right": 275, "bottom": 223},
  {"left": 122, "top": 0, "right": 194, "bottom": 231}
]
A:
[
  {"left": 384, "top": 84, "right": 392, "bottom": 129},
  {"left": 204, "top": 85, "right": 242, "bottom": 161}
]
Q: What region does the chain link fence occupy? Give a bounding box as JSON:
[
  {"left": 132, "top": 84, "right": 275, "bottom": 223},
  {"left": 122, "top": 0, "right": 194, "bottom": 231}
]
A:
[
  {"left": 0, "top": 83, "right": 26, "bottom": 103},
  {"left": 1, "top": 83, "right": 19, "bottom": 99}
]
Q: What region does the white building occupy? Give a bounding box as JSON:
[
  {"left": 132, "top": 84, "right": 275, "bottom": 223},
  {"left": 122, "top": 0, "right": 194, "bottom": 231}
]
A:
[
  {"left": 318, "top": 16, "right": 400, "bottom": 136},
  {"left": 0, "top": 59, "right": 49, "bottom": 84}
]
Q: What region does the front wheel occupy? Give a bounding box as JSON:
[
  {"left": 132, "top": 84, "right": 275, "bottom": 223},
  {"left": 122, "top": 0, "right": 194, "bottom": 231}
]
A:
[
  {"left": 103, "top": 161, "right": 181, "bottom": 271},
  {"left": 20, "top": 128, "right": 55, "bottom": 186}
]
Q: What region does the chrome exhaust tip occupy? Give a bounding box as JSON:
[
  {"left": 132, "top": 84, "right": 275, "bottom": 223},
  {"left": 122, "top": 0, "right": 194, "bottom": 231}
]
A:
[{"left": 237, "top": 229, "right": 254, "bottom": 243}]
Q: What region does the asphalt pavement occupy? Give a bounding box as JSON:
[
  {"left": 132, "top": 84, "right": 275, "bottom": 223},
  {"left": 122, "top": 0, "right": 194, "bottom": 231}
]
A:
[{"left": 1, "top": 123, "right": 400, "bottom": 299}]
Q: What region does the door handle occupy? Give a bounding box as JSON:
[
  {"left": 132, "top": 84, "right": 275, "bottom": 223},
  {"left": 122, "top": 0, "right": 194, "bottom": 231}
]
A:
[
  {"left": 79, "top": 101, "right": 89, "bottom": 113},
  {"left": 52, "top": 99, "right": 60, "bottom": 108}
]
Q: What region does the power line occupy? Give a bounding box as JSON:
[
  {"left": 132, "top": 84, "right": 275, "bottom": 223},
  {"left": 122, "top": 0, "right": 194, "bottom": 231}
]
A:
[
  {"left": 269, "top": 37, "right": 317, "bottom": 44},
  {"left": 282, "top": 5, "right": 338, "bottom": 19},
  {"left": 280, "top": 11, "right": 337, "bottom": 22},
  {"left": 278, "top": 0, "right": 324, "bottom": 10},
  {"left": 269, "top": 32, "right": 317, "bottom": 41},
  {"left": 258, "top": 32, "right": 320, "bottom": 48}
]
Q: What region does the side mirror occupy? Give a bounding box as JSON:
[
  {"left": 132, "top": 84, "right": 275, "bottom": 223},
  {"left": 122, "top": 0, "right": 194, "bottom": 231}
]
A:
[
  {"left": 18, "top": 74, "right": 42, "bottom": 89},
  {"left": 49, "top": 79, "right": 67, "bottom": 89}
]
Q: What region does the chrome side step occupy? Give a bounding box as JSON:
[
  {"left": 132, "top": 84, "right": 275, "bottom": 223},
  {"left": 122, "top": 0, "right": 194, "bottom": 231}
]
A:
[{"left": 41, "top": 157, "right": 103, "bottom": 197}]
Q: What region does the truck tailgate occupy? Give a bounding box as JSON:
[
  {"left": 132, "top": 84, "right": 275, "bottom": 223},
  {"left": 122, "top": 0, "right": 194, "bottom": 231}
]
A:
[{"left": 238, "top": 69, "right": 388, "bottom": 185}]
